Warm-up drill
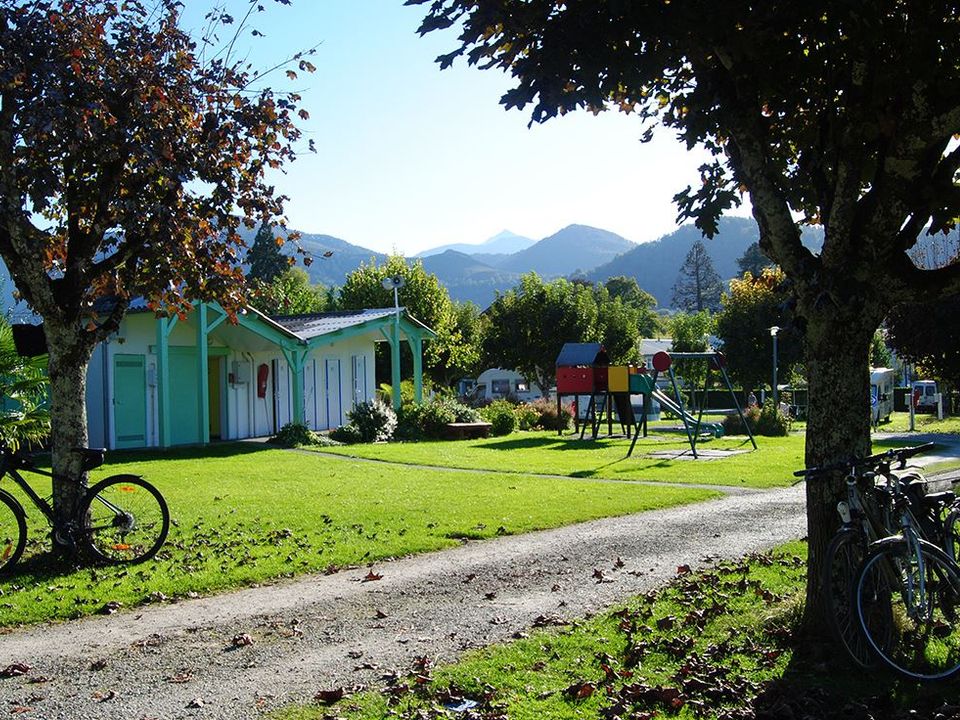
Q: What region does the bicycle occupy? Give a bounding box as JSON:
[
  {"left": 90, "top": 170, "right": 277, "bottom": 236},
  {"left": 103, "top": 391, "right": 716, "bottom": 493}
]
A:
[
  {"left": 0, "top": 444, "right": 169, "bottom": 572},
  {"left": 853, "top": 470, "right": 960, "bottom": 681},
  {"left": 795, "top": 443, "right": 959, "bottom": 670}
]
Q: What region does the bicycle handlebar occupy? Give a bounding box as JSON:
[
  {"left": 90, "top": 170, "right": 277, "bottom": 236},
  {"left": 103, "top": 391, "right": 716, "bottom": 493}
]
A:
[{"left": 793, "top": 442, "right": 935, "bottom": 479}]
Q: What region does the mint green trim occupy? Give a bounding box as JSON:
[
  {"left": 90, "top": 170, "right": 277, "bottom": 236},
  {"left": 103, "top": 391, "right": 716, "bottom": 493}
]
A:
[
  {"left": 198, "top": 303, "right": 210, "bottom": 445},
  {"left": 155, "top": 315, "right": 178, "bottom": 449},
  {"left": 280, "top": 347, "right": 309, "bottom": 424},
  {"left": 411, "top": 336, "right": 423, "bottom": 403}
]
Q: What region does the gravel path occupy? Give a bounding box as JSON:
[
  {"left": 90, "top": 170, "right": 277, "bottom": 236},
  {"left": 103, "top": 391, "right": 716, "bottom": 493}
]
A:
[{"left": 0, "top": 481, "right": 807, "bottom": 720}]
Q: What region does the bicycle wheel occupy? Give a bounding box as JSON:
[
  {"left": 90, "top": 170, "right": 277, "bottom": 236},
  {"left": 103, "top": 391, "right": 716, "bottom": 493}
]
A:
[
  {"left": 945, "top": 507, "right": 960, "bottom": 564},
  {"left": 822, "top": 528, "right": 877, "bottom": 668},
  {"left": 80, "top": 475, "right": 169, "bottom": 564},
  {"left": 0, "top": 490, "right": 26, "bottom": 573},
  {"left": 855, "top": 538, "right": 960, "bottom": 681}
]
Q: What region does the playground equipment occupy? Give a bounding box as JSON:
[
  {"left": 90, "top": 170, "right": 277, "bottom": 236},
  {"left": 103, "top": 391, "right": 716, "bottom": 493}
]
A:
[
  {"left": 555, "top": 344, "right": 757, "bottom": 459},
  {"left": 555, "top": 343, "right": 636, "bottom": 439},
  {"left": 626, "top": 351, "right": 758, "bottom": 458}
]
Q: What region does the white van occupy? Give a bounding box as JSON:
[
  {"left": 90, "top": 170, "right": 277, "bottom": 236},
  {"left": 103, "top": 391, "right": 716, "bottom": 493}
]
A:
[
  {"left": 912, "top": 380, "right": 939, "bottom": 410},
  {"left": 870, "top": 368, "right": 895, "bottom": 424}
]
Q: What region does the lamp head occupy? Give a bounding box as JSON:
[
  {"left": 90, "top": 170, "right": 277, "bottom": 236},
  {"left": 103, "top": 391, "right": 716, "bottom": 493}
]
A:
[
  {"left": 769, "top": 326, "right": 780, "bottom": 337},
  {"left": 381, "top": 275, "right": 405, "bottom": 291}
]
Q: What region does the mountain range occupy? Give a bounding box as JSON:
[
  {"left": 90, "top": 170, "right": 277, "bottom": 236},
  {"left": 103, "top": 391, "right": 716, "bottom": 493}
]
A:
[
  {"left": 417, "top": 230, "right": 535, "bottom": 258},
  {"left": 1, "top": 216, "right": 804, "bottom": 319}
]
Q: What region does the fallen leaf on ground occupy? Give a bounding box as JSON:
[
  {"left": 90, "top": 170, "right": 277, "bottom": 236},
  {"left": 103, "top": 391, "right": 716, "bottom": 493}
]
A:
[
  {"left": 0, "top": 663, "right": 30, "bottom": 678},
  {"left": 99, "top": 601, "right": 122, "bottom": 615},
  {"left": 231, "top": 633, "right": 254, "bottom": 648},
  {"left": 314, "top": 687, "right": 345, "bottom": 705}
]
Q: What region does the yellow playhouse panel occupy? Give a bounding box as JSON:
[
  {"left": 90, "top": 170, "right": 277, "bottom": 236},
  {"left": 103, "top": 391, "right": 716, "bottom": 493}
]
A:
[{"left": 607, "top": 365, "right": 629, "bottom": 392}]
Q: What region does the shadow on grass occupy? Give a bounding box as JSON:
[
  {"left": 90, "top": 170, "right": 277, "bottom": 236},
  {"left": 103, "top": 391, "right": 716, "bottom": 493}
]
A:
[
  {"left": 475, "top": 435, "right": 611, "bottom": 452},
  {"left": 751, "top": 635, "right": 959, "bottom": 719},
  {"left": 2, "top": 545, "right": 98, "bottom": 584},
  {"left": 104, "top": 441, "right": 277, "bottom": 465}
]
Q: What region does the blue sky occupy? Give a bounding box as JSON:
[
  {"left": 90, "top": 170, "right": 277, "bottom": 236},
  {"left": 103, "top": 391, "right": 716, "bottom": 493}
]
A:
[{"left": 185, "top": 1, "right": 750, "bottom": 255}]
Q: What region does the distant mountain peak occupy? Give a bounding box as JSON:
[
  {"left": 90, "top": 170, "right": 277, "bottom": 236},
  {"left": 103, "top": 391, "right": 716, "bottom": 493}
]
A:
[{"left": 418, "top": 230, "right": 536, "bottom": 258}]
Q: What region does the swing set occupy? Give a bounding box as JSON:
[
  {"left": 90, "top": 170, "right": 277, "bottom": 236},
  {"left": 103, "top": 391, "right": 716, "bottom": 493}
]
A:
[{"left": 627, "top": 350, "right": 757, "bottom": 458}]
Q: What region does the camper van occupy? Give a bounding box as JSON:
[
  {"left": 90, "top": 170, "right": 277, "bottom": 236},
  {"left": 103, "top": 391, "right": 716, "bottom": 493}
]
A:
[
  {"left": 471, "top": 368, "right": 542, "bottom": 403},
  {"left": 870, "top": 368, "right": 895, "bottom": 424},
  {"left": 912, "top": 380, "right": 939, "bottom": 411}
]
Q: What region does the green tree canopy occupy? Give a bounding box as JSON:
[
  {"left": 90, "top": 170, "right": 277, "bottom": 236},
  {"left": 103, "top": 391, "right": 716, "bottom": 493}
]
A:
[
  {"left": 715, "top": 268, "right": 803, "bottom": 396},
  {"left": 249, "top": 268, "right": 328, "bottom": 317},
  {"left": 671, "top": 240, "right": 723, "bottom": 312},
  {"left": 483, "top": 273, "right": 640, "bottom": 393},
  {"left": 247, "top": 222, "right": 290, "bottom": 283},
  {"left": 338, "top": 255, "right": 476, "bottom": 385},
  {"left": 736, "top": 243, "right": 775, "bottom": 278},
  {"left": 666, "top": 310, "right": 715, "bottom": 390},
  {"left": 604, "top": 276, "right": 662, "bottom": 338},
  {"left": 886, "top": 295, "right": 960, "bottom": 386}
]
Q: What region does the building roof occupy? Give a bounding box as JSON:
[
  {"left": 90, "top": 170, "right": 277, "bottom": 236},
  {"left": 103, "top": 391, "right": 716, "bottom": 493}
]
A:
[
  {"left": 639, "top": 338, "right": 673, "bottom": 356},
  {"left": 272, "top": 308, "right": 433, "bottom": 341}
]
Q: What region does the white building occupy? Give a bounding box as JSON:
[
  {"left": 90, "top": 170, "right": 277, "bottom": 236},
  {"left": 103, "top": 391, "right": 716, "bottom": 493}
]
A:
[{"left": 84, "top": 303, "right": 433, "bottom": 449}]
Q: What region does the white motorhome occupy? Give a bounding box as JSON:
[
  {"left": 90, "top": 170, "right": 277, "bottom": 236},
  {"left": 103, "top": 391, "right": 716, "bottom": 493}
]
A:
[
  {"left": 870, "top": 367, "right": 895, "bottom": 424},
  {"left": 471, "top": 368, "right": 542, "bottom": 403}
]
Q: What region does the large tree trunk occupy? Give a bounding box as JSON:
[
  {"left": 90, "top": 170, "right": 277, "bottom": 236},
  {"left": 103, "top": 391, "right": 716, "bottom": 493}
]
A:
[
  {"left": 800, "top": 311, "right": 875, "bottom": 635},
  {"left": 44, "top": 319, "right": 96, "bottom": 542}
]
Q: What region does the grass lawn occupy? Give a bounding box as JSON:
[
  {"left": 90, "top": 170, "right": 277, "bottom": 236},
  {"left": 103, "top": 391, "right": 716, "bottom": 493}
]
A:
[
  {"left": 0, "top": 443, "right": 717, "bottom": 627},
  {"left": 314, "top": 431, "right": 806, "bottom": 489},
  {"left": 276, "top": 542, "right": 956, "bottom": 720},
  {"left": 880, "top": 410, "right": 960, "bottom": 435}
]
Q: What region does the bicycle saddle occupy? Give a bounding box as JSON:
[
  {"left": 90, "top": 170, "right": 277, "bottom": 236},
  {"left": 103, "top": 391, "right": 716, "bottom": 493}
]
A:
[{"left": 74, "top": 447, "right": 106, "bottom": 472}]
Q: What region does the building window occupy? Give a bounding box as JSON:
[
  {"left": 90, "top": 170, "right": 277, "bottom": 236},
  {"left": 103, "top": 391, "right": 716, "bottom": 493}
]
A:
[
  {"left": 491, "top": 379, "right": 511, "bottom": 396},
  {"left": 515, "top": 380, "right": 529, "bottom": 393}
]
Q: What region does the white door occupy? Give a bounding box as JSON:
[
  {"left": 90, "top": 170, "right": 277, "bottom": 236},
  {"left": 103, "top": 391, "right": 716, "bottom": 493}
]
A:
[
  {"left": 351, "top": 354, "right": 367, "bottom": 407},
  {"left": 325, "top": 359, "right": 342, "bottom": 429}
]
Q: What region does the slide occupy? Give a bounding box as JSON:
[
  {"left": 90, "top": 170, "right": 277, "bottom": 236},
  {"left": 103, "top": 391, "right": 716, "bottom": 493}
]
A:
[{"left": 650, "top": 388, "right": 723, "bottom": 439}]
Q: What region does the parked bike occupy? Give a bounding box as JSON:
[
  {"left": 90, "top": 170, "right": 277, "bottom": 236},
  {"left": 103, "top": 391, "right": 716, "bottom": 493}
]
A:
[{"left": 0, "top": 444, "right": 169, "bottom": 571}]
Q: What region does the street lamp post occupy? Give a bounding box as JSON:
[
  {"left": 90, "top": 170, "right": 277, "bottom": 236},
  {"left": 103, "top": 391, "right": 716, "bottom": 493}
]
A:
[
  {"left": 381, "top": 275, "right": 406, "bottom": 410},
  {"left": 770, "top": 326, "right": 780, "bottom": 408}
]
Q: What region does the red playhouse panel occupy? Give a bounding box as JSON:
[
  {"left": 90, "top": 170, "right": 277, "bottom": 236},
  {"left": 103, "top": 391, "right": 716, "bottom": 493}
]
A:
[
  {"left": 557, "top": 366, "right": 594, "bottom": 393},
  {"left": 593, "top": 365, "right": 609, "bottom": 392}
]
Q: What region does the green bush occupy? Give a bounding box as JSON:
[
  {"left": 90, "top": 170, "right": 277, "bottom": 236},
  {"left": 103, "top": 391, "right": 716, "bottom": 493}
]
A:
[
  {"left": 396, "top": 396, "right": 482, "bottom": 440},
  {"left": 529, "top": 397, "right": 573, "bottom": 431},
  {"left": 721, "top": 404, "right": 761, "bottom": 436},
  {"left": 329, "top": 424, "right": 364, "bottom": 444},
  {"left": 514, "top": 403, "right": 540, "bottom": 431},
  {"left": 481, "top": 399, "right": 517, "bottom": 436},
  {"left": 347, "top": 398, "right": 397, "bottom": 442},
  {"left": 268, "top": 422, "right": 320, "bottom": 448},
  {"left": 755, "top": 398, "right": 791, "bottom": 436}
]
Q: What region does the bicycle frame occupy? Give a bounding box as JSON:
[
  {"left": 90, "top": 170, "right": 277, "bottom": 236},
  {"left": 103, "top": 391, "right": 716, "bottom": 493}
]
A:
[{"left": 1, "top": 463, "right": 58, "bottom": 526}]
